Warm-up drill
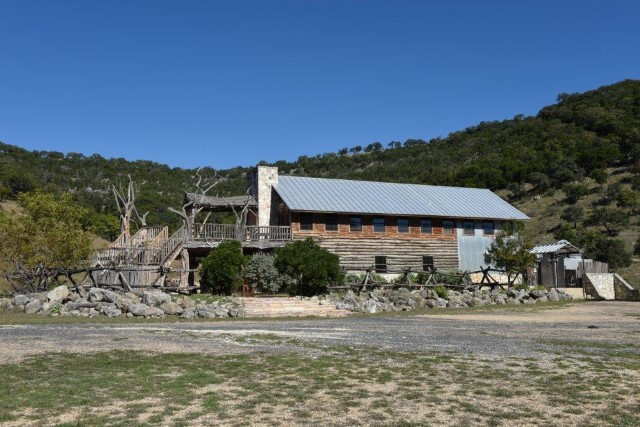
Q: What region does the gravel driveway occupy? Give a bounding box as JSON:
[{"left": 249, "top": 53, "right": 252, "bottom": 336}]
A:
[{"left": 1, "top": 301, "right": 638, "bottom": 363}]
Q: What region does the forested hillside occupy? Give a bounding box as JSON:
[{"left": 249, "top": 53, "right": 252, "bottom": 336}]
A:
[{"left": 2, "top": 79, "right": 640, "bottom": 280}]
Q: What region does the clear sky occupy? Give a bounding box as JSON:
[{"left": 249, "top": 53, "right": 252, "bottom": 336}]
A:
[{"left": 1, "top": 1, "right": 639, "bottom": 169}]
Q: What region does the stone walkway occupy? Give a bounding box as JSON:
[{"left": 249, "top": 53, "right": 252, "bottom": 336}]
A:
[{"left": 239, "top": 297, "right": 349, "bottom": 317}]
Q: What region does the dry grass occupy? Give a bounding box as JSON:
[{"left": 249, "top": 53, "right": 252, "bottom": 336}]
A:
[{"left": 0, "top": 342, "right": 638, "bottom": 427}]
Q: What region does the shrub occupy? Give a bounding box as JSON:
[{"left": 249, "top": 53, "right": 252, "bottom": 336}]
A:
[
  {"left": 344, "top": 272, "right": 388, "bottom": 284},
  {"left": 587, "top": 238, "right": 632, "bottom": 270},
  {"left": 245, "top": 254, "right": 282, "bottom": 294},
  {"left": 274, "top": 238, "right": 343, "bottom": 296},
  {"left": 200, "top": 241, "right": 245, "bottom": 295},
  {"left": 433, "top": 286, "right": 449, "bottom": 299}
]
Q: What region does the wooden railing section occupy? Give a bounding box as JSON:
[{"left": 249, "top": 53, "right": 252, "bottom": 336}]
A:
[{"left": 94, "top": 224, "right": 291, "bottom": 266}]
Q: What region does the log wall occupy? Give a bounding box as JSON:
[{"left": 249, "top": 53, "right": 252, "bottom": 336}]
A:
[{"left": 302, "top": 236, "right": 459, "bottom": 273}]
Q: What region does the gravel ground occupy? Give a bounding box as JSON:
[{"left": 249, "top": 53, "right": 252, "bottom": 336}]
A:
[{"left": 1, "top": 301, "right": 638, "bottom": 362}]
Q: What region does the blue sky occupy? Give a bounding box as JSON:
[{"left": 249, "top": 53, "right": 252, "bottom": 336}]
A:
[{"left": 1, "top": 1, "right": 639, "bottom": 169}]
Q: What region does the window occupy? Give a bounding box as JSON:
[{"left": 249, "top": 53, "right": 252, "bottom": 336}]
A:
[
  {"left": 300, "top": 213, "right": 313, "bottom": 231},
  {"left": 374, "top": 256, "right": 387, "bottom": 273},
  {"left": 373, "top": 217, "right": 385, "bottom": 233},
  {"left": 463, "top": 220, "right": 475, "bottom": 236},
  {"left": 423, "top": 256, "right": 434, "bottom": 272},
  {"left": 350, "top": 216, "right": 362, "bottom": 232},
  {"left": 325, "top": 214, "right": 338, "bottom": 232},
  {"left": 397, "top": 218, "right": 409, "bottom": 233},
  {"left": 443, "top": 220, "right": 454, "bottom": 235},
  {"left": 483, "top": 221, "right": 495, "bottom": 235},
  {"left": 420, "top": 218, "right": 432, "bottom": 234}
]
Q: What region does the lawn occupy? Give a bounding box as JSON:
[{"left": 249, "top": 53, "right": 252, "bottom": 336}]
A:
[{"left": 1, "top": 338, "right": 638, "bottom": 426}]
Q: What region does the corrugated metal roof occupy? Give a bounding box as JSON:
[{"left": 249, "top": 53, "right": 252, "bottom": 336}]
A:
[
  {"left": 531, "top": 240, "right": 581, "bottom": 254},
  {"left": 273, "top": 176, "right": 529, "bottom": 220}
]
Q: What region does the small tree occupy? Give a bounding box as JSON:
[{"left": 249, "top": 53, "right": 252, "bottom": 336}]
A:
[
  {"left": 274, "top": 238, "right": 343, "bottom": 296},
  {"left": 245, "top": 254, "right": 282, "bottom": 294},
  {"left": 200, "top": 241, "right": 245, "bottom": 295},
  {"left": 585, "top": 207, "right": 629, "bottom": 236},
  {"left": 0, "top": 192, "right": 93, "bottom": 291},
  {"left": 560, "top": 205, "right": 584, "bottom": 228},
  {"left": 484, "top": 222, "right": 536, "bottom": 286},
  {"left": 562, "top": 181, "right": 590, "bottom": 204}
]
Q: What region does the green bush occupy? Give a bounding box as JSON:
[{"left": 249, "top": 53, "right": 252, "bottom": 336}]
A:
[
  {"left": 433, "top": 286, "right": 449, "bottom": 299},
  {"left": 345, "top": 272, "right": 388, "bottom": 284},
  {"left": 274, "top": 238, "right": 343, "bottom": 296},
  {"left": 200, "top": 241, "right": 245, "bottom": 295},
  {"left": 245, "top": 254, "right": 282, "bottom": 294}
]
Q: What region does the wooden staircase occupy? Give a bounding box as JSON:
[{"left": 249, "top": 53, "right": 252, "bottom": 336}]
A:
[{"left": 240, "top": 297, "right": 349, "bottom": 318}]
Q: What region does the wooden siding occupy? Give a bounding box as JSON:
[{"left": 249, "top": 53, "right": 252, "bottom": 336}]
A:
[
  {"left": 290, "top": 213, "right": 458, "bottom": 241},
  {"left": 301, "top": 236, "right": 459, "bottom": 273}
]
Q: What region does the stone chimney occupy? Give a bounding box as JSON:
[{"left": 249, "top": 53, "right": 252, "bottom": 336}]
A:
[{"left": 249, "top": 166, "right": 278, "bottom": 227}]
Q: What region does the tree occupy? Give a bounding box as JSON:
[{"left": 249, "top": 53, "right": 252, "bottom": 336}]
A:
[
  {"left": 200, "top": 241, "right": 245, "bottom": 295},
  {"left": 588, "top": 238, "right": 632, "bottom": 270},
  {"left": 365, "top": 142, "right": 383, "bottom": 153},
  {"left": 586, "top": 207, "right": 630, "bottom": 236},
  {"left": 112, "top": 174, "right": 148, "bottom": 241},
  {"left": 562, "top": 181, "right": 590, "bottom": 204},
  {"left": 274, "top": 238, "right": 343, "bottom": 296},
  {"left": 616, "top": 188, "right": 640, "bottom": 213},
  {"left": 0, "top": 192, "right": 93, "bottom": 291},
  {"left": 484, "top": 222, "right": 536, "bottom": 286},
  {"left": 168, "top": 167, "right": 225, "bottom": 238},
  {"left": 560, "top": 205, "right": 584, "bottom": 228}
]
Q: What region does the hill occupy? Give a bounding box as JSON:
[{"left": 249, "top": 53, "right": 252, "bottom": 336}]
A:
[{"left": 2, "top": 79, "right": 640, "bottom": 283}]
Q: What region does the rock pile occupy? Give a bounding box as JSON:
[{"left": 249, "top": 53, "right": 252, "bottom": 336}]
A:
[
  {"left": 0, "top": 286, "right": 244, "bottom": 319},
  {"left": 328, "top": 287, "right": 572, "bottom": 314}
]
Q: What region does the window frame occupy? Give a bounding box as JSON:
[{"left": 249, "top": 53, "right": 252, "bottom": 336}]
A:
[
  {"left": 349, "top": 216, "right": 362, "bottom": 232},
  {"left": 442, "top": 220, "right": 455, "bottom": 235},
  {"left": 397, "top": 217, "right": 409, "bottom": 233},
  {"left": 325, "top": 214, "right": 338, "bottom": 232},
  {"left": 463, "top": 220, "right": 475, "bottom": 236},
  {"left": 420, "top": 218, "right": 432, "bottom": 234},
  {"left": 422, "top": 256, "right": 435, "bottom": 272},
  {"left": 373, "top": 217, "right": 386, "bottom": 233},
  {"left": 483, "top": 221, "right": 495, "bottom": 236},
  {"left": 300, "top": 213, "right": 313, "bottom": 231},
  {"left": 374, "top": 256, "right": 387, "bottom": 273}
]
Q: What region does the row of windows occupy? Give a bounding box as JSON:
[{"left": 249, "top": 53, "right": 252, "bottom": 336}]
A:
[
  {"left": 374, "top": 256, "right": 435, "bottom": 273},
  {"left": 300, "top": 214, "right": 495, "bottom": 235}
]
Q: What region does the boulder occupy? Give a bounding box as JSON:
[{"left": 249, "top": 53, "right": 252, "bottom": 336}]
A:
[
  {"left": 362, "top": 300, "right": 379, "bottom": 314},
  {"left": 30, "top": 293, "right": 48, "bottom": 304},
  {"left": 181, "top": 309, "right": 196, "bottom": 319},
  {"left": 14, "top": 294, "right": 30, "bottom": 306},
  {"left": 47, "top": 285, "right": 70, "bottom": 302},
  {"left": 128, "top": 303, "right": 162, "bottom": 317},
  {"left": 547, "top": 291, "right": 560, "bottom": 302},
  {"left": 24, "top": 300, "right": 42, "bottom": 314},
  {"left": 142, "top": 291, "right": 172, "bottom": 307},
  {"left": 494, "top": 296, "right": 506, "bottom": 305},
  {"left": 160, "top": 302, "right": 183, "bottom": 315},
  {"left": 471, "top": 297, "right": 485, "bottom": 307},
  {"left": 88, "top": 288, "right": 120, "bottom": 304},
  {"left": 506, "top": 297, "right": 520, "bottom": 305},
  {"left": 101, "top": 305, "right": 122, "bottom": 317},
  {"left": 124, "top": 292, "right": 141, "bottom": 303}
]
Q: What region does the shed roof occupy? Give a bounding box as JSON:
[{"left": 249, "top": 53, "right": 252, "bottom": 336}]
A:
[
  {"left": 531, "top": 240, "right": 581, "bottom": 255},
  {"left": 273, "top": 176, "right": 529, "bottom": 220}
]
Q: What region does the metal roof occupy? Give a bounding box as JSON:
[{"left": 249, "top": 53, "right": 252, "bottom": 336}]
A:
[
  {"left": 531, "top": 240, "right": 581, "bottom": 255},
  {"left": 273, "top": 176, "right": 529, "bottom": 220}
]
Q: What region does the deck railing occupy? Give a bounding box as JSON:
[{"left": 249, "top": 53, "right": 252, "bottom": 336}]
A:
[
  {"left": 94, "top": 224, "right": 292, "bottom": 266},
  {"left": 191, "top": 224, "right": 291, "bottom": 242}
]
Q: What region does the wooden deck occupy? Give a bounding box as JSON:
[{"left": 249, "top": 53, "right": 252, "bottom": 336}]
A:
[{"left": 94, "top": 224, "right": 291, "bottom": 267}]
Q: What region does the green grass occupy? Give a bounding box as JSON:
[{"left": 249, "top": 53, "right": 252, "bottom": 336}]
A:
[{"left": 0, "top": 342, "right": 638, "bottom": 426}]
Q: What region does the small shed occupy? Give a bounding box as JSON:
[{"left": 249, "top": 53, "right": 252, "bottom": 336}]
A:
[{"left": 531, "top": 240, "right": 583, "bottom": 288}]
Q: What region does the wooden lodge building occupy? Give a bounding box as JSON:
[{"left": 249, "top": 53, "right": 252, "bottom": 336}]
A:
[{"left": 94, "top": 166, "right": 529, "bottom": 288}]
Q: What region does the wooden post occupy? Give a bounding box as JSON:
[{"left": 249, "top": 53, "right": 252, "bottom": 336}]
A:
[{"left": 179, "top": 248, "right": 189, "bottom": 289}]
